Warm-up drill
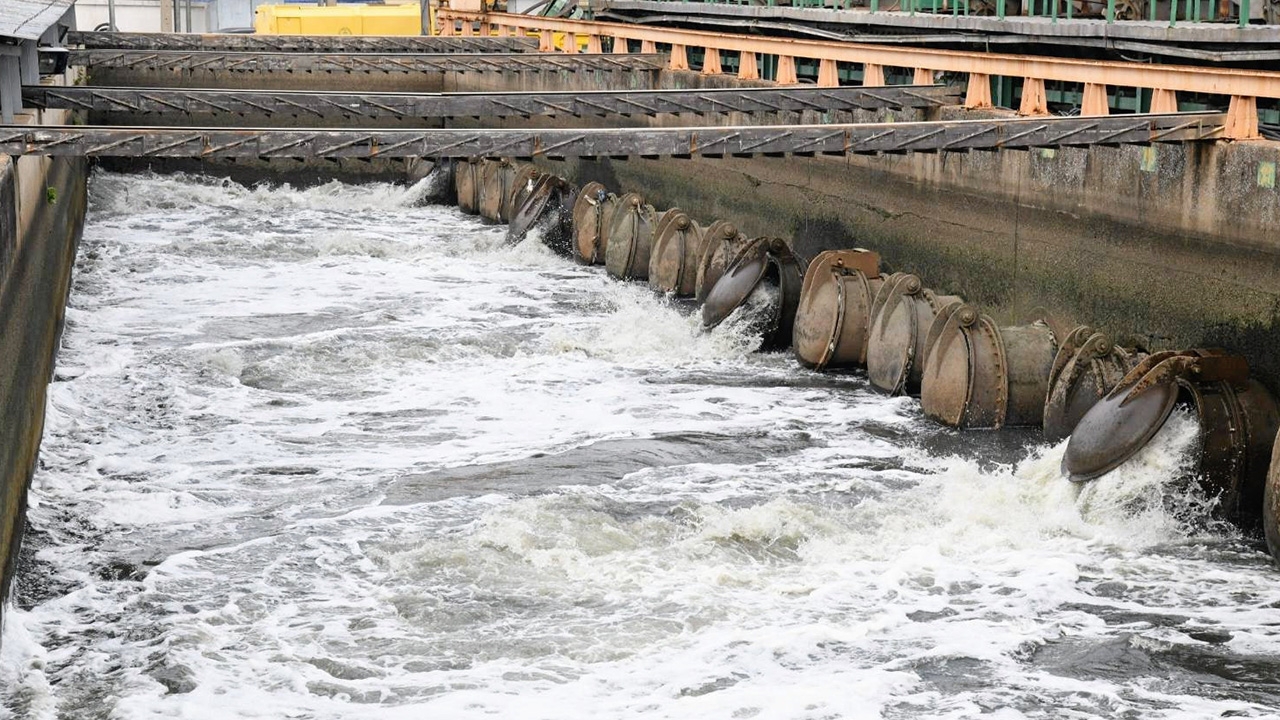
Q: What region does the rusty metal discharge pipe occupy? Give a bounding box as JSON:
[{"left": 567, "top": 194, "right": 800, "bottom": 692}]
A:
[
  {"left": 701, "top": 238, "right": 804, "bottom": 351},
  {"left": 605, "top": 193, "right": 662, "bottom": 282},
  {"left": 505, "top": 163, "right": 544, "bottom": 222},
  {"left": 453, "top": 158, "right": 481, "bottom": 216},
  {"left": 571, "top": 182, "right": 616, "bottom": 266},
  {"left": 792, "top": 249, "right": 883, "bottom": 371},
  {"left": 866, "top": 274, "right": 961, "bottom": 396},
  {"left": 919, "top": 305, "right": 1058, "bottom": 429},
  {"left": 1065, "top": 350, "right": 1279, "bottom": 530},
  {"left": 694, "top": 220, "right": 751, "bottom": 304},
  {"left": 1042, "top": 325, "right": 1139, "bottom": 442},
  {"left": 478, "top": 159, "right": 516, "bottom": 224},
  {"left": 507, "top": 175, "right": 579, "bottom": 254},
  {"left": 648, "top": 210, "right": 705, "bottom": 297}
]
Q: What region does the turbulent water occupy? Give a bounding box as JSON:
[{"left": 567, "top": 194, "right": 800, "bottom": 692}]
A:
[{"left": 4, "top": 171, "right": 1280, "bottom": 719}]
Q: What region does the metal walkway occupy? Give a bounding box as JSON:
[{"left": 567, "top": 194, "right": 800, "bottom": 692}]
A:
[
  {"left": 67, "top": 31, "right": 539, "bottom": 54},
  {"left": 0, "top": 113, "right": 1224, "bottom": 159},
  {"left": 67, "top": 50, "right": 663, "bottom": 74},
  {"left": 22, "top": 84, "right": 960, "bottom": 120},
  {"left": 439, "top": 10, "right": 1278, "bottom": 137}
]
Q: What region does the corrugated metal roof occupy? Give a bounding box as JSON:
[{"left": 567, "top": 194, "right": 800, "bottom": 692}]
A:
[{"left": 0, "top": 0, "right": 74, "bottom": 41}]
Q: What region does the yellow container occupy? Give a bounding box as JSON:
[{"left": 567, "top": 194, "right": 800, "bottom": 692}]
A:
[{"left": 254, "top": 4, "right": 423, "bottom": 36}]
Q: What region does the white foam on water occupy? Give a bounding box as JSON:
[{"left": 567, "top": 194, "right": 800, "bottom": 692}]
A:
[{"left": 5, "top": 171, "right": 1280, "bottom": 720}]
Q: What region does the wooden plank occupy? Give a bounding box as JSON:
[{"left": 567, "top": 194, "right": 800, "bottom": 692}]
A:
[
  {"left": 66, "top": 50, "right": 665, "bottom": 74},
  {"left": 21, "top": 84, "right": 962, "bottom": 120},
  {"left": 68, "top": 32, "right": 540, "bottom": 54},
  {"left": 0, "top": 113, "right": 1226, "bottom": 159}
]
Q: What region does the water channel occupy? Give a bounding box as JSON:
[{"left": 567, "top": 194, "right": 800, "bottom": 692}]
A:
[{"left": 2, "top": 171, "right": 1279, "bottom": 719}]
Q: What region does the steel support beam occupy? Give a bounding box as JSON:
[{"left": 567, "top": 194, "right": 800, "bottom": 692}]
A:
[
  {"left": 68, "top": 31, "right": 540, "bottom": 54},
  {"left": 67, "top": 50, "right": 663, "bottom": 74},
  {"left": 0, "top": 113, "right": 1226, "bottom": 159},
  {"left": 21, "top": 84, "right": 961, "bottom": 120},
  {"left": 442, "top": 11, "right": 1280, "bottom": 100}
]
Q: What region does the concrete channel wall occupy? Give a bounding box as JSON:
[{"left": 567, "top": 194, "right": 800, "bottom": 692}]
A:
[
  {"left": 0, "top": 152, "right": 89, "bottom": 623},
  {"left": 454, "top": 69, "right": 1280, "bottom": 392}
]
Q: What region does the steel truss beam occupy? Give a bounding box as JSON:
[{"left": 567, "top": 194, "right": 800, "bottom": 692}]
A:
[
  {"left": 67, "top": 50, "right": 663, "bottom": 74},
  {"left": 68, "top": 31, "right": 540, "bottom": 54},
  {"left": 0, "top": 114, "right": 1224, "bottom": 159},
  {"left": 22, "top": 84, "right": 961, "bottom": 120}
]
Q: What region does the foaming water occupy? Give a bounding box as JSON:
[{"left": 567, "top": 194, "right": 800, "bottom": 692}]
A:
[{"left": 4, "top": 171, "right": 1280, "bottom": 720}]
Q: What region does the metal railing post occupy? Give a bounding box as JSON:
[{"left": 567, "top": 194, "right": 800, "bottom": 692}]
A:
[
  {"left": 1240, "top": 0, "right": 1250, "bottom": 25},
  {"left": 1106, "top": 0, "right": 1115, "bottom": 22}
]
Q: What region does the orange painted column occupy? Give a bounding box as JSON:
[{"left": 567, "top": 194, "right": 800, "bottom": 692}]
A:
[
  {"left": 776, "top": 55, "right": 798, "bottom": 85},
  {"left": 863, "top": 63, "right": 885, "bottom": 86},
  {"left": 817, "top": 58, "right": 839, "bottom": 87},
  {"left": 702, "top": 47, "right": 722, "bottom": 75},
  {"left": 965, "top": 72, "right": 992, "bottom": 108},
  {"left": 1226, "top": 95, "right": 1260, "bottom": 139},
  {"left": 1081, "top": 83, "right": 1110, "bottom": 116},
  {"left": 1149, "top": 88, "right": 1179, "bottom": 113},
  {"left": 669, "top": 44, "right": 689, "bottom": 71},
  {"left": 1019, "top": 77, "right": 1049, "bottom": 115}
]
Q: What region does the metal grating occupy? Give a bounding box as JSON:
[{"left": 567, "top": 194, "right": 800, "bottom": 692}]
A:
[
  {"left": 0, "top": 113, "right": 1227, "bottom": 159},
  {"left": 21, "top": 84, "right": 962, "bottom": 120}
]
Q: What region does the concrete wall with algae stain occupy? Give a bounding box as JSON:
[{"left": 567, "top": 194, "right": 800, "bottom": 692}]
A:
[{"left": 0, "top": 155, "right": 89, "bottom": 629}]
